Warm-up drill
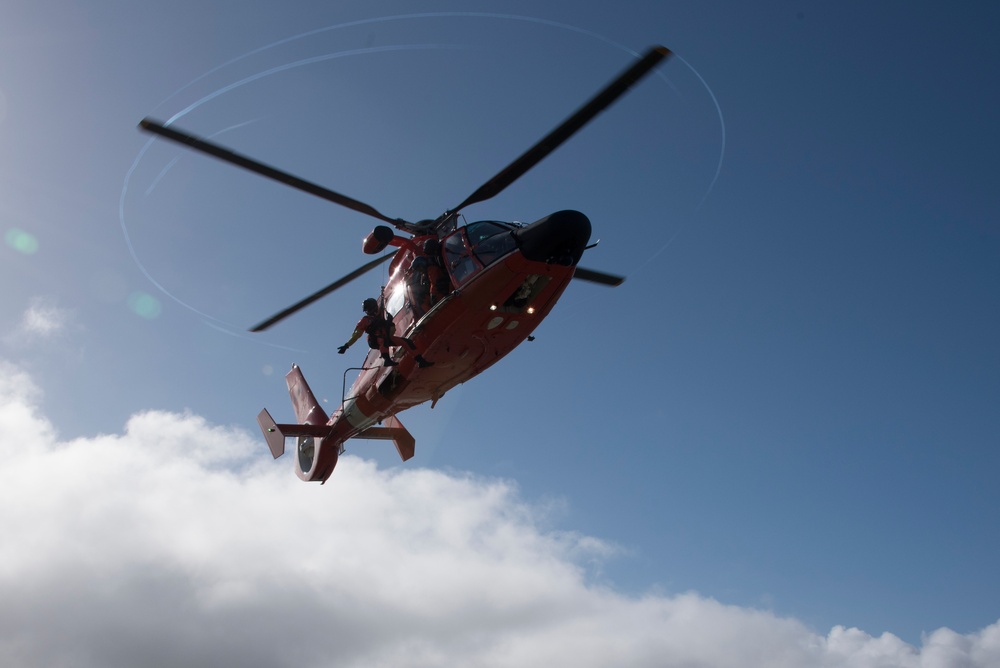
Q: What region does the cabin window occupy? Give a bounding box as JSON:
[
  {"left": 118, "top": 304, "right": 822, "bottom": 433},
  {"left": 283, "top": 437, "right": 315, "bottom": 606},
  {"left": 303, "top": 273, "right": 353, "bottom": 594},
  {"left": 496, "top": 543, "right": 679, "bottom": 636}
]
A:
[
  {"left": 384, "top": 282, "right": 407, "bottom": 317},
  {"left": 444, "top": 229, "right": 481, "bottom": 285}
]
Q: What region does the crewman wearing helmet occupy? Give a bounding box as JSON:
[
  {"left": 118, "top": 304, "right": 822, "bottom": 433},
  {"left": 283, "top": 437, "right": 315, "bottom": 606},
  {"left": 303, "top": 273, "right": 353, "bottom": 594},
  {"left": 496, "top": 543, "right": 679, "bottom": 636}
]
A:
[
  {"left": 338, "top": 297, "right": 433, "bottom": 368},
  {"left": 421, "top": 238, "right": 450, "bottom": 304}
]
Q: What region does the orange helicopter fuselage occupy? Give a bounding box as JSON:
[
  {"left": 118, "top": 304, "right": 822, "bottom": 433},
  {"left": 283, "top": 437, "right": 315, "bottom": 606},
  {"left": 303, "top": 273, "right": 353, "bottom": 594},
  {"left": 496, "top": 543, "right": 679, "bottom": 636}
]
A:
[{"left": 283, "top": 212, "right": 587, "bottom": 482}]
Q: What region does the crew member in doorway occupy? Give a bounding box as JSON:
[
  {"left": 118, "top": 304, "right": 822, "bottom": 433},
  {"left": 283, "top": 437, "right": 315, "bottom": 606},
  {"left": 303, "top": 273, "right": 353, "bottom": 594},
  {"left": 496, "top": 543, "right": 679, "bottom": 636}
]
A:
[
  {"left": 407, "top": 238, "right": 451, "bottom": 319},
  {"left": 338, "top": 297, "right": 433, "bottom": 368},
  {"left": 421, "top": 238, "right": 450, "bottom": 304}
]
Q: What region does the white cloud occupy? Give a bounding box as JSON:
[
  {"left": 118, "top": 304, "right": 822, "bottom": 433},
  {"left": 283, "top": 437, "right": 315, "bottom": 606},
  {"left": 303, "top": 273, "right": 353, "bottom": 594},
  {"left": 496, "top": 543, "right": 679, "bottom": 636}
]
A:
[
  {"left": 0, "top": 360, "right": 997, "bottom": 668},
  {"left": 4, "top": 298, "right": 70, "bottom": 346}
]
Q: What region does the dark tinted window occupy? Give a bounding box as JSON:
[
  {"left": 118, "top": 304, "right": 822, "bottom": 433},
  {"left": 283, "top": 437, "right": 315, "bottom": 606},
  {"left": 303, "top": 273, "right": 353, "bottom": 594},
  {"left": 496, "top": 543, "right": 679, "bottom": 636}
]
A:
[{"left": 465, "top": 221, "right": 517, "bottom": 266}]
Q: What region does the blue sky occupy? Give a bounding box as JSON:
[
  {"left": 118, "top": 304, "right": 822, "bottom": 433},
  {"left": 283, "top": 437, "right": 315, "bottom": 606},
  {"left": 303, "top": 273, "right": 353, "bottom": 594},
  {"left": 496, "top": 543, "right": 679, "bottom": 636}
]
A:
[{"left": 2, "top": 2, "right": 998, "bottom": 665}]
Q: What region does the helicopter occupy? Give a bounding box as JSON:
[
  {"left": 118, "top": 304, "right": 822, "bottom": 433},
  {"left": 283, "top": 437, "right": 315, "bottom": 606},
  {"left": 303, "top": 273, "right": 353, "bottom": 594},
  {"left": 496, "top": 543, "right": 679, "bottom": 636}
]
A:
[{"left": 139, "top": 45, "right": 670, "bottom": 483}]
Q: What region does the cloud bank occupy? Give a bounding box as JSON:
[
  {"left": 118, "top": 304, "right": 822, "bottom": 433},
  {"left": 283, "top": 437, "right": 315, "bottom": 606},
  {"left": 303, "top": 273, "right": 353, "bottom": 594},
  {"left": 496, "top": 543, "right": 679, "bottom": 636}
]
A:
[{"left": 0, "top": 360, "right": 997, "bottom": 668}]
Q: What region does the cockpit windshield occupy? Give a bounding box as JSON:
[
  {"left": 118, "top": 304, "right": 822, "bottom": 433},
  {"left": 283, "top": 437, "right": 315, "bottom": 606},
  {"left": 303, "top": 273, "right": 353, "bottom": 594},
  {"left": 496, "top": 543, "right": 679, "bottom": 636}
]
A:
[
  {"left": 444, "top": 221, "right": 518, "bottom": 287},
  {"left": 464, "top": 221, "right": 517, "bottom": 266}
]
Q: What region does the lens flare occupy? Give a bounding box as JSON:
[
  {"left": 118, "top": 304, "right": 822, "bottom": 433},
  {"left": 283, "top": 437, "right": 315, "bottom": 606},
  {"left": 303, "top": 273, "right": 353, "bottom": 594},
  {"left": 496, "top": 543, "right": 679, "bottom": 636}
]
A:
[
  {"left": 5, "top": 228, "right": 39, "bottom": 255},
  {"left": 128, "top": 292, "right": 162, "bottom": 319}
]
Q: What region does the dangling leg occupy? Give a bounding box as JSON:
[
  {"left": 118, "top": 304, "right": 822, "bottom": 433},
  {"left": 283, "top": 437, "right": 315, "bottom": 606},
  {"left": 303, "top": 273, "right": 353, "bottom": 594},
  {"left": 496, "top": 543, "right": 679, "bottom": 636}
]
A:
[
  {"left": 378, "top": 340, "right": 398, "bottom": 367},
  {"left": 387, "top": 334, "right": 432, "bottom": 368}
]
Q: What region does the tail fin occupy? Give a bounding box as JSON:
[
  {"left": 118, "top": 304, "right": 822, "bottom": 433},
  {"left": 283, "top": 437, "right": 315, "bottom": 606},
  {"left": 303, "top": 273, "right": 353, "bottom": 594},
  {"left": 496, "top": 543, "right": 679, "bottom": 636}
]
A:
[
  {"left": 257, "top": 365, "right": 340, "bottom": 483},
  {"left": 286, "top": 364, "right": 328, "bottom": 426},
  {"left": 256, "top": 363, "right": 331, "bottom": 461},
  {"left": 257, "top": 408, "right": 286, "bottom": 459}
]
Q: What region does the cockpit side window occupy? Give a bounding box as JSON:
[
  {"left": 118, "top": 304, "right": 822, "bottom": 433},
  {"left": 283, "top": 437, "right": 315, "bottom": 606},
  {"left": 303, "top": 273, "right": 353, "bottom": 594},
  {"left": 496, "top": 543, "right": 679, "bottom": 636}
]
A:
[{"left": 444, "top": 229, "right": 481, "bottom": 285}]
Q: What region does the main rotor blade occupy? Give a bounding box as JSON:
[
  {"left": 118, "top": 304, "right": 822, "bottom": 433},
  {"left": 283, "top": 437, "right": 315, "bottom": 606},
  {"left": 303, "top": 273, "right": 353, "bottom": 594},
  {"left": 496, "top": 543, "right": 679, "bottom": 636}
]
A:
[
  {"left": 139, "top": 119, "right": 406, "bottom": 229},
  {"left": 249, "top": 251, "right": 397, "bottom": 332},
  {"left": 446, "top": 45, "right": 671, "bottom": 216},
  {"left": 573, "top": 266, "right": 625, "bottom": 287}
]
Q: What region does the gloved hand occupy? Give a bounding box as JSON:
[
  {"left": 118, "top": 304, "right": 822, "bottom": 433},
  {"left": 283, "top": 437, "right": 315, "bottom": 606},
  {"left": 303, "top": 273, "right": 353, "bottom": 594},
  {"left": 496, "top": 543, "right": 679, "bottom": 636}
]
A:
[{"left": 338, "top": 345, "right": 349, "bottom": 354}]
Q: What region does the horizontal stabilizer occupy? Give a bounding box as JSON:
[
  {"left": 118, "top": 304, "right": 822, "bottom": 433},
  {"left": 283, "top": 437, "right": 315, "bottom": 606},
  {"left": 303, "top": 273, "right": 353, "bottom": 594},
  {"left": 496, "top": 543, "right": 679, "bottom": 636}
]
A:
[
  {"left": 356, "top": 415, "right": 415, "bottom": 461},
  {"left": 257, "top": 408, "right": 333, "bottom": 460}
]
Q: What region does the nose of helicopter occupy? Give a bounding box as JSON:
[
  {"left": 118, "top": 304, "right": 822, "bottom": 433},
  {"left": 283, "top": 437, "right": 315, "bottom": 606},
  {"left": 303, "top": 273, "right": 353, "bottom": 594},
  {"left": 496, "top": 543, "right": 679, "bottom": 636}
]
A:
[{"left": 513, "top": 210, "right": 592, "bottom": 267}]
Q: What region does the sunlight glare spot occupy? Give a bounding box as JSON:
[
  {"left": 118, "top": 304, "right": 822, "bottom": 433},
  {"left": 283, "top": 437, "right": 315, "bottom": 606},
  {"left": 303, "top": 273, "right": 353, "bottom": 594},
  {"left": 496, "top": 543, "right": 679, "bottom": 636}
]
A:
[
  {"left": 5, "top": 228, "right": 39, "bottom": 255},
  {"left": 128, "top": 292, "right": 162, "bottom": 319}
]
